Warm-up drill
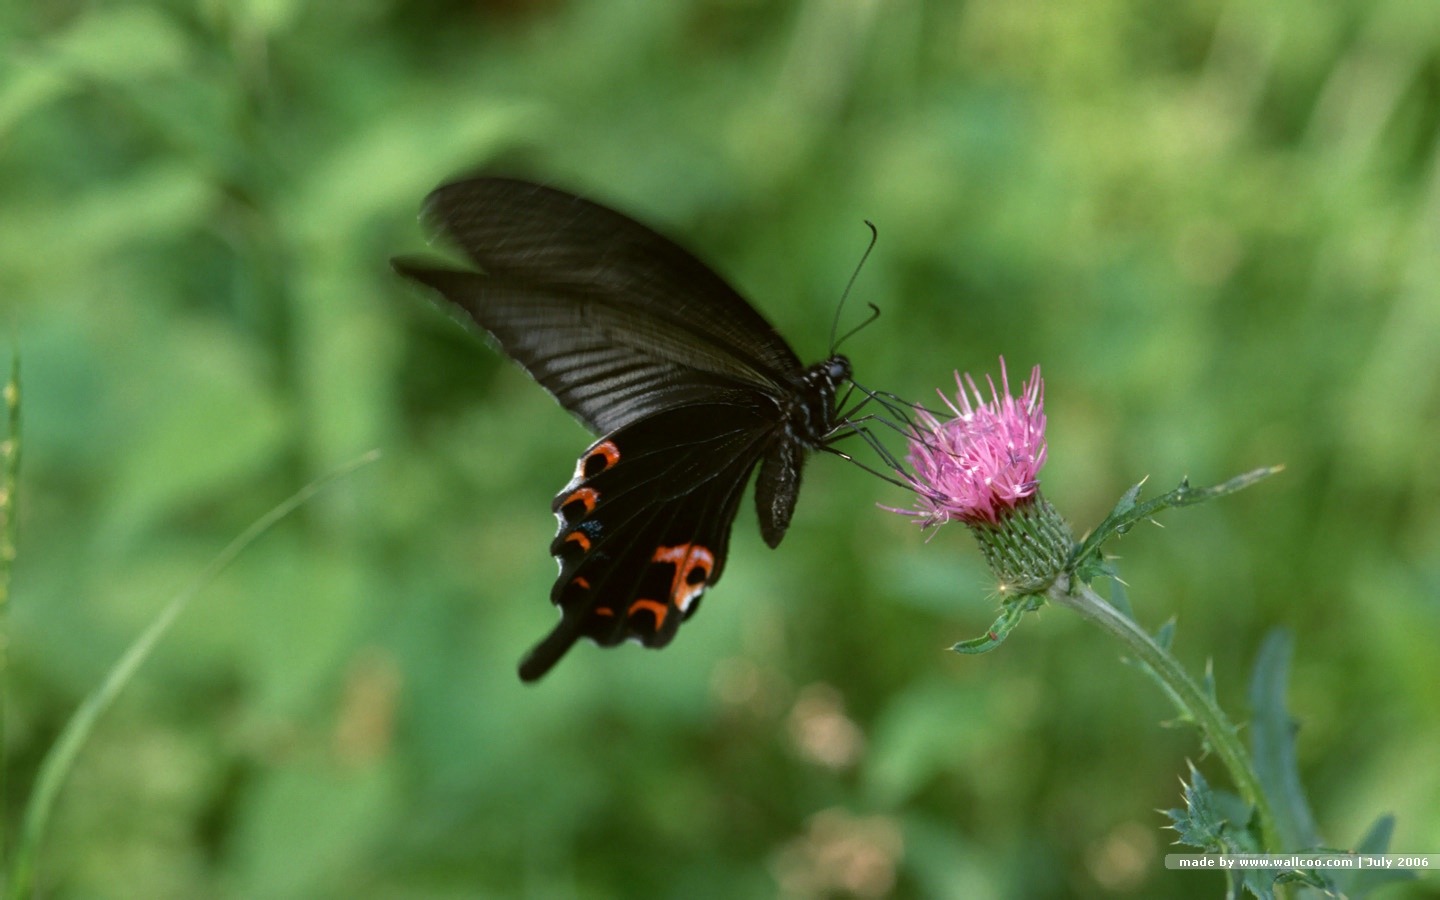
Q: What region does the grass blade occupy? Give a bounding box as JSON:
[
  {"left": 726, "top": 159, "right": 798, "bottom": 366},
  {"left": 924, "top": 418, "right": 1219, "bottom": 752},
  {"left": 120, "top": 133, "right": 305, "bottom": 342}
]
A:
[{"left": 4, "top": 447, "right": 380, "bottom": 898}]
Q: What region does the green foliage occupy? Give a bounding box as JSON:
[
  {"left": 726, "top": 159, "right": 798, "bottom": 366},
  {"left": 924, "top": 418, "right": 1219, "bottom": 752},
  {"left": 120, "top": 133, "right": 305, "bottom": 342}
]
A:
[
  {"left": 1164, "top": 763, "right": 1258, "bottom": 856},
  {"left": 1248, "top": 630, "right": 1321, "bottom": 854},
  {"left": 5, "top": 451, "right": 376, "bottom": 898},
  {"left": 0, "top": 353, "right": 17, "bottom": 866},
  {"left": 1334, "top": 816, "right": 1419, "bottom": 898},
  {"left": 1161, "top": 764, "right": 1414, "bottom": 900},
  {"left": 950, "top": 594, "right": 1044, "bottom": 655},
  {"left": 1, "top": 353, "right": 17, "bottom": 611},
  {"left": 1150, "top": 632, "right": 1419, "bottom": 900},
  {"left": 1119, "top": 615, "right": 1208, "bottom": 731},
  {"left": 4, "top": 0, "right": 1439, "bottom": 897},
  {"left": 1163, "top": 764, "right": 1275, "bottom": 899},
  {"left": 1072, "top": 468, "right": 1283, "bottom": 586}
]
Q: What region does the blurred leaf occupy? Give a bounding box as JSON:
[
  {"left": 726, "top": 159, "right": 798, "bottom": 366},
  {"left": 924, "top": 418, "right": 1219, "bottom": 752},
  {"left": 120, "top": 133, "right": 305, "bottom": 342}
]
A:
[
  {"left": 1247, "top": 629, "right": 1321, "bottom": 852},
  {"left": 49, "top": 7, "right": 191, "bottom": 82},
  {"left": 105, "top": 322, "right": 287, "bottom": 537},
  {"left": 900, "top": 813, "right": 1005, "bottom": 900},
  {"left": 6, "top": 451, "right": 377, "bottom": 898},
  {"left": 240, "top": 546, "right": 369, "bottom": 716},
  {"left": 865, "top": 677, "right": 1019, "bottom": 808},
  {"left": 1328, "top": 815, "right": 1417, "bottom": 898},
  {"left": 229, "top": 761, "right": 397, "bottom": 899},
  {"left": 0, "top": 5, "right": 191, "bottom": 137},
  {"left": 0, "top": 65, "right": 68, "bottom": 138},
  {"left": 288, "top": 101, "right": 544, "bottom": 247},
  {"left": 236, "top": 0, "right": 305, "bottom": 36},
  {"left": 0, "top": 163, "right": 214, "bottom": 281}
]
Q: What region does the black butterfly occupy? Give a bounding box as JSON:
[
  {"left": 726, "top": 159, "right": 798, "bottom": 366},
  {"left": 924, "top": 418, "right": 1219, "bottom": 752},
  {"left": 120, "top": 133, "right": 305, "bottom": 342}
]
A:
[{"left": 394, "top": 177, "right": 854, "bottom": 681}]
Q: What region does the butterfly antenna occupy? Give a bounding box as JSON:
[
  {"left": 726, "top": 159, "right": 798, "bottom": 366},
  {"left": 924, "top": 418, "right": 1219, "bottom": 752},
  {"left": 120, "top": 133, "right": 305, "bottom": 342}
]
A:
[
  {"left": 829, "top": 220, "right": 880, "bottom": 354},
  {"left": 834, "top": 303, "right": 881, "bottom": 352}
]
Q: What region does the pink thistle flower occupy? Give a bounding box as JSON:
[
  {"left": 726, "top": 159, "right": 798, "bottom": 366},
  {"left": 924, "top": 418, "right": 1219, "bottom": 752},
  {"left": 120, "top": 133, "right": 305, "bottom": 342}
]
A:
[{"left": 898, "top": 358, "right": 1047, "bottom": 528}]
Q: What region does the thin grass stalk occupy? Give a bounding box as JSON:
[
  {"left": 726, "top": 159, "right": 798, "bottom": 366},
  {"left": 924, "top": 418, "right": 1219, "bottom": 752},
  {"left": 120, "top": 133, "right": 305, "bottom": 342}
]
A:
[
  {"left": 4, "top": 448, "right": 379, "bottom": 898},
  {"left": 0, "top": 354, "right": 21, "bottom": 867}
]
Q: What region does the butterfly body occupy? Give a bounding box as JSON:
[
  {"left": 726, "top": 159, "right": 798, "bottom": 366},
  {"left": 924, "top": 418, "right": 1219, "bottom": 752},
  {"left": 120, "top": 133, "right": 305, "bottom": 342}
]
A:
[{"left": 394, "top": 178, "right": 851, "bottom": 681}]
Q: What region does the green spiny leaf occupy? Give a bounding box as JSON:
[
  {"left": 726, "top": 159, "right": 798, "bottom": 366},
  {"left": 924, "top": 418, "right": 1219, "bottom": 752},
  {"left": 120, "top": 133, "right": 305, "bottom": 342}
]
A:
[
  {"left": 1163, "top": 763, "right": 1231, "bottom": 851},
  {"left": 1164, "top": 766, "right": 1288, "bottom": 899},
  {"left": 1155, "top": 618, "right": 1176, "bottom": 652},
  {"left": 1107, "top": 573, "right": 1134, "bottom": 619},
  {"left": 1071, "top": 467, "right": 1282, "bottom": 585},
  {"left": 951, "top": 594, "right": 1044, "bottom": 654},
  {"left": 1114, "top": 479, "right": 1146, "bottom": 520}
]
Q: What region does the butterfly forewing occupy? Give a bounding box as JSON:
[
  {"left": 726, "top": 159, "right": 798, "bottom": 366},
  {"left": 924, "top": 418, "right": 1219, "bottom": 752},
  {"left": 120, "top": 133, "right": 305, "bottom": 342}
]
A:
[
  {"left": 421, "top": 178, "right": 803, "bottom": 377},
  {"left": 389, "top": 264, "right": 752, "bottom": 433}
]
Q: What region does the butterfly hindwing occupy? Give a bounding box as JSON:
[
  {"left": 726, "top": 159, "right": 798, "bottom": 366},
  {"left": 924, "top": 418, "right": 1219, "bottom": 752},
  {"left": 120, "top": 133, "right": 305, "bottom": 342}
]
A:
[{"left": 518, "top": 401, "right": 777, "bottom": 681}]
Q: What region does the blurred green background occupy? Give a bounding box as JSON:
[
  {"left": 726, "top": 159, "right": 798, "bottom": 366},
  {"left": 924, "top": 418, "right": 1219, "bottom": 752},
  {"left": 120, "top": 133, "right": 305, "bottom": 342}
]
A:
[{"left": 3, "top": 1, "right": 1439, "bottom": 897}]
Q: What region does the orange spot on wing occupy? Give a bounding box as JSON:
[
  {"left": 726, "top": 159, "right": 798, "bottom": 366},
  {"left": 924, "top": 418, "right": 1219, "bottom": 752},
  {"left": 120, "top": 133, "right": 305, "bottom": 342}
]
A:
[
  {"left": 588, "top": 441, "right": 620, "bottom": 471},
  {"left": 573, "top": 576, "right": 591, "bottom": 590},
  {"left": 652, "top": 544, "right": 715, "bottom": 613},
  {"left": 560, "top": 486, "right": 599, "bottom": 515},
  {"left": 573, "top": 440, "right": 622, "bottom": 482},
  {"left": 627, "top": 598, "right": 669, "bottom": 629},
  {"left": 564, "top": 531, "right": 592, "bottom": 552}
]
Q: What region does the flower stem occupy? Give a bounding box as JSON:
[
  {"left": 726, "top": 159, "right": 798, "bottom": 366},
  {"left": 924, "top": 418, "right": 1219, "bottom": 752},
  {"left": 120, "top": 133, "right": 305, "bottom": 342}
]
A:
[{"left": 1046, "top": 577, "right": 1282, "bottom": 855}]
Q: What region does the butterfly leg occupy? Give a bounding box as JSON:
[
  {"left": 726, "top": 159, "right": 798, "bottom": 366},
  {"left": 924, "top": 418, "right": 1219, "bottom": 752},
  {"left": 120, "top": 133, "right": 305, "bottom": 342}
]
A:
[{"left": 822, "top": 417, "right": 920, "bottom": 492}]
